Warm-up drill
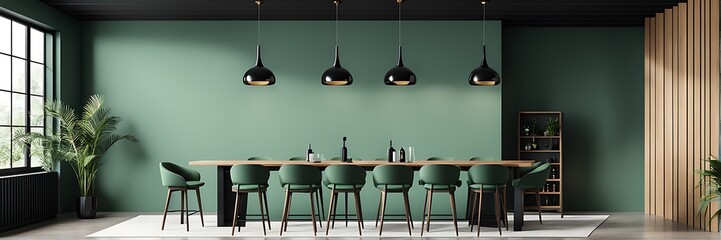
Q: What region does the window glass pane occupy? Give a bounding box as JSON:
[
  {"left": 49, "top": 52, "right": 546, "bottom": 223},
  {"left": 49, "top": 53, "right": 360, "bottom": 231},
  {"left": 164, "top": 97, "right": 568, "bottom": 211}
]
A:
[
  {"left": 30, "top": 28, "right": 43, "bottom": 63},
  {"left": 11, "top": 93, "right": 25, "bottom": 125},
  {"left": 30, "top": 96, "right": 43, "bottom": 126},
  {"left": 44, "top": 33, "right": 53, "bottom": 71},
  {"left": 0, "top": 55, "right": 8, "bottom": 90},
  {"left": 0, "top": 91, "right": 9, "bottom": 125},
  {"left": 30, "top": 127, "right": 44, "bottom": 168},
  {"left": 12, "top": 57, "right": 25, "bottom": 93},
  {"left": 30, "top": 62, "right": 43, "bottom": 95},
  {"left": 11, "top": 21, "right": 26, "bottom": 58},
  {"left": 11, "top": 127, "right": 26, "bottom": 167},
  {"left": 0, "top": 127, "right": 10, "bottom": 169},
  {"left": 0, "top": 17, "right": 9, "bottom": 54}
]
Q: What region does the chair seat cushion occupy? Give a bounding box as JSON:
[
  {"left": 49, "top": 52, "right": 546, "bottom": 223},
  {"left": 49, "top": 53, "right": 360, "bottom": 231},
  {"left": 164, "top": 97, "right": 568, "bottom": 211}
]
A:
[
  {"left": 375, "top": 184, "right": 411, "bottom": 190},
  {"left": 282, "top": 184, "right": 321, "bottom": 190},
  {"left": 186, "top": 181, "right": 205, "bottom": 187},
  {"left": 232, "top": 184, "right": 268, "bottom": 191},
  {"left": 325, "top": 184, "right": 365, "bottom": 190},
  {"left": 512, "top": 179, "right": 539, "bottom": 189},
  {"left": 468, "top": 183, "right": 506, "bottom": 190},
  {"left": 422, "top": 184, "right": 458, "bottom": 190}
]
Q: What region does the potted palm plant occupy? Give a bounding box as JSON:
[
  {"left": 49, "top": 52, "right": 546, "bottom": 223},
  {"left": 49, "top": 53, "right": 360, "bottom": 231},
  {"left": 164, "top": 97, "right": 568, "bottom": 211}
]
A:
[
  {"left": 14, "top": 95, "right": 138, "bottom": 219},
  {"left": 698, "top": 155, "right": 721, "bottom": 228}
]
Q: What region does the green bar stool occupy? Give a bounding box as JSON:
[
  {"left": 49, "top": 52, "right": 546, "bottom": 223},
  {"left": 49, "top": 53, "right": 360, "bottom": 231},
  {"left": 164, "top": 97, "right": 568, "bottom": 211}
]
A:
[
  {"left": 287, "top": 156, "right": 326, "bottom": 223},
  {"left": 519, "top": 160, "right": 545, "bottom": 176},
  {"left": 323, "top": 164, "right": 367, "bottom": 236},
  {"left": 248, "top": 156, "right": 273, "bottom": 160},
  {"left": 419, "top": 164, "right": 461, "bottom": 236},
  {"left": 427, "top": 156, "right": 454, "bottom": 161},
  {"left": 230, "top": 164, "right": 271, "bottom": 236},
  {"left": 159, "top": 162, "right": 205, "bottom": 232},
  {"left": 467, "top": 164, "right": 510, "bottom": 236},
  {"left": 327, "top": 156, "right": 358, "bottom": 228},
  {"left": 373, "top": 164, "right": 414, "bottom": 236},
  {"left": 278, "top": 164, "right": 323, "bottom": 236},
  {"left": 289, "top": 156, "right": 305, "bottom": 161},
  {"left": 513, "top": 163, "right": 552, "bottom": 224}
]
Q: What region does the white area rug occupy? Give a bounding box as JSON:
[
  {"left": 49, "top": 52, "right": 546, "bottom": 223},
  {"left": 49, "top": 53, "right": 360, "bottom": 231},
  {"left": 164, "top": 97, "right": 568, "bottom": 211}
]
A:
[{"left": 88, "top": 214, "right": 608, "bottom": 238}]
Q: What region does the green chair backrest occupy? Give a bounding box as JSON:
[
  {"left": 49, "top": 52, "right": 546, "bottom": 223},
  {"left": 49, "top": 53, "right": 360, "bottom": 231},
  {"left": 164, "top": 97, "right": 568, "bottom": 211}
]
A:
[
  {"left": 159, "top": 162, "right": 200, "bottom": 187},
  {"left": 427, "top": 156, "right": 454, "bottom": 161},
  {"left": 230, "top": 164, "right": 270, "bottom": 186},
  {"left": 324, "top": 165, "right": 366, "bottom": 185},
  {"left": 468, "top": 164, "right": 509, "bottom": 185},
  {"left": 470, "top": 156, "right": 495, "bottom": 161},
  {"left": 515, "top": 163, "right": 552, "bottom": 188},
  {"left": 279, "top": 164, "right": 322, "bottom": 186},
  {"left": 519, "top": 161, "right": 545, "bottom": 176},
  {"left": 289, "top": 157, "right": 306, "bottom": 161},
  {"left": 373, "top": 165, "right": 414, "bottom": 186},
  {"left": 419, "top": 164, "right": 461, "bottom": 185},
  {"left": 248, "top": 157, "right": 273, "bottom": 160}
]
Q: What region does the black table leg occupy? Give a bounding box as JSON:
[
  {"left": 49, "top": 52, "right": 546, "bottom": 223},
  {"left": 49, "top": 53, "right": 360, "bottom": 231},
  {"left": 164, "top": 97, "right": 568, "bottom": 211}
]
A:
[
  {"left": 514, "top": 187, "right": 524, "bottom": 231},
  {"left": 218, "top": 166, "right": 247, "bottom": 227}
]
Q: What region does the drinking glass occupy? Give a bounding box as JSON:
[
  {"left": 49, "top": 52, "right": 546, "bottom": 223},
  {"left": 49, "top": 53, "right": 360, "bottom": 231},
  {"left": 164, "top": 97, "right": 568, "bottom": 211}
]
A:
[{"left": 408, "top": 147, "right": 415, "bottom": 162}]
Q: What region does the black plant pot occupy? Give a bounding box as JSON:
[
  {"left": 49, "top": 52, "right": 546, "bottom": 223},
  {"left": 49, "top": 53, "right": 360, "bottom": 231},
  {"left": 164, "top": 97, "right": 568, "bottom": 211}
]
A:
[{"left": 76, "top": 196, "right": 97, "bottom": 219}]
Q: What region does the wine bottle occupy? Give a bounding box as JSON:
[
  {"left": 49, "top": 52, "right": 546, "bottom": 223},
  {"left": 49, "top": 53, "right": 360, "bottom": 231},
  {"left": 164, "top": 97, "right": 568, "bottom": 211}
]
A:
[
  {"left": 341, "top": 137, "right": 348, "bottom": 162},
  {"left": 307, "top": 144, "right": 313, "bottom": 162},
  {"left": 399, "top": 147, "right": 406, "bottom": 162},
  {"left": 387, "top": 140, "right": 396, "bottom": 162}
]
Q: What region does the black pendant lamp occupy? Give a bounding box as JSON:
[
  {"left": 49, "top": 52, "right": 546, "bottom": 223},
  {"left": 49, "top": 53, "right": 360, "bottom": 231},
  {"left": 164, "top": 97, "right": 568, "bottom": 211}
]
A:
[
  {"left": 243, "top": 0, "right": 275, "bottom": 86},
  {"left": 468, "top": 1, "right": 500, "bottom": 86},
  {"left": 384, "top": 0, "right": 416, "bottom": 86},
  {"left": 322, "top": 0, "right": 353, "bottom": 86}
]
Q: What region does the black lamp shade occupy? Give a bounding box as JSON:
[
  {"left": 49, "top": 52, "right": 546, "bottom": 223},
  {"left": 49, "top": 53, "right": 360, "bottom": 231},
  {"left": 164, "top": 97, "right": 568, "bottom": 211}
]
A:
[
  {"left": 469, "top": 46, "right": 500, "bottom": 86},
  {"left": 243, "top": 45, "right": 276, "bottom": 86},
  {"left": 322, "top": 46, "right": 353, "bottom": 86},
  {"left": 384, "top": 46, "right": 416, "bottom": 86}
]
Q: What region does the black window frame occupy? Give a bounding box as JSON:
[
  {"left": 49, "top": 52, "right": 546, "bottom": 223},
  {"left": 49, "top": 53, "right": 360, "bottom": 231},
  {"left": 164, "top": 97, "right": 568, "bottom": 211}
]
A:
[{"left": 0, "top": 11, "right": 56, "bottom": 176}]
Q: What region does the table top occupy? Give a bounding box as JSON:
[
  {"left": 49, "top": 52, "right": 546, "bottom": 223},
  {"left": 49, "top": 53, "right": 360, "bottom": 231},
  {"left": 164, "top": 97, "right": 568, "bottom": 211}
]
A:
[{"left": 189, "top": 160, "right": 534, "bottom": 168}]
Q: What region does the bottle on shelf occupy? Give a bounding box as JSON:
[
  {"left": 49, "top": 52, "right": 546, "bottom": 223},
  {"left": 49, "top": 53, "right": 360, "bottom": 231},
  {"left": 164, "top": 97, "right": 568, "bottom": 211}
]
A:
[
  {"left": 387, "top": 140, "right": 396, "bottom": 162},
  {"left": 307, "top": 144, "right": 314, "bottom": 162},
  {"left": 399, "top": 147, "right": 406, "bottom": 162},
  {"left": 341, "top": 137, "right": 348, "bottom": 162}
]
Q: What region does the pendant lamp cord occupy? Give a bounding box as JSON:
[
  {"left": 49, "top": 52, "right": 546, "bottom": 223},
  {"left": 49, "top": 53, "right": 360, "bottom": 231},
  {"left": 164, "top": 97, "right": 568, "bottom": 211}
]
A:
[
  {"left": 335, "top": 1, "right": 339, "bottom": 46},
  {"left": 482, "top": 1, "right": 486, "bottom": 46},
  {"left": 257, "top": 1, "right": 261, "bottom": 46},
  {"left": 398, "top": 1, "right": 402, "bottom": 47}
]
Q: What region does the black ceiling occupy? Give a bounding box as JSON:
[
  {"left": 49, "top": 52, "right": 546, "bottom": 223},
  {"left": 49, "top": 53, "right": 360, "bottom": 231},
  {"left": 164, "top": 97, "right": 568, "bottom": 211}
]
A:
[{"left": 39, "top": 0, "right": 683, "bottom": 26}]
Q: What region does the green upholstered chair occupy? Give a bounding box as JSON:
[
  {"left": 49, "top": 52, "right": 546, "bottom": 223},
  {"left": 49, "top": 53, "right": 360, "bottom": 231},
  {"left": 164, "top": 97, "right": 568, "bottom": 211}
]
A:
[
  {"left": 230, "top": 164, "right": 271, "bottom": 236},
  {"left": 278, "top": 164, "right": 323, "bottom": 236},
  {"left": 159, "top": 162, "right": 205, "bottom": 231},
  {"left": 248, "top": 156, "right": 273, "bottom": 160},
  {"left": 373, "top": 164, "right": 414, "bottom": 236},
  {"left": 427, "top": 156, "right": 454, "bottom": 161},
  {"left": 289, "top": 156, "right": 305, "bottom": 161},
  {"left": 518, "top": 160, "right": 545, "bottom": 176},
  {"left": 467, "top": 164, "right": 510, "bottom": 236},
  {"left": 513, "top": 163, "right": 552, "bottom": 224},
  {"left": 418, "top": 164, "right": 462, "bottom": 236},
  {"left": 470, "top": 156, "right": 495, "bottom": 161},
  {"left": 323, "top": 164, "right": 367, "bottom": 236},
  {"left": 287, "top": 156, "right": 325, "bottom": 222}
]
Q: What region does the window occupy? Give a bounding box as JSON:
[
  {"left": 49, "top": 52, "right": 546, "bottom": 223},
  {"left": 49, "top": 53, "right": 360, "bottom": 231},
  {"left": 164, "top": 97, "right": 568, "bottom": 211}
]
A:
[{"left": 0, "top": 14, "right": 53, "bottom": 175}]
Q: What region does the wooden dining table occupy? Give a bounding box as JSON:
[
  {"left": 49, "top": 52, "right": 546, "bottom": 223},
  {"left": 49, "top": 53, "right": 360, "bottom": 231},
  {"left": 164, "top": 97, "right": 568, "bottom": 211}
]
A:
[{"left": 189, "top": 160, "right": 535, "bottom": 231}]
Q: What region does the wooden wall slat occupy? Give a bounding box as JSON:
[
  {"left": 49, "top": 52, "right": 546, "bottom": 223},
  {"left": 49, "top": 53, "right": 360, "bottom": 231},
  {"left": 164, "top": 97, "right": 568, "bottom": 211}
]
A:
[
  {"left": 656, "top": 11, "right": 666, "bottom": 218},
  {"left": 671, "top": 7, "right": 679, "bottom": 222},
  {"left": 664, "top": 8, "right": 674, "bottom": 220},
  {"left": 709, "top": 0, "right": 719, "bottom": 231},
  {"left": 644, "top": 17, "right": 651, "bottom": 216},
  {"left": 692, "top": 0, "right": 701, "bottom": 228},
  {"left": 649, "top": 17, "right": 657, "bottom": 216},
  {"left": 686, "top": 0, "right": 695, "bottom": 226},
  {"left": 702, "top": 0, "right": 709, "bottom": 230},
  {"left": 678, "top": 2, "right": 688, "bottom": 225}
]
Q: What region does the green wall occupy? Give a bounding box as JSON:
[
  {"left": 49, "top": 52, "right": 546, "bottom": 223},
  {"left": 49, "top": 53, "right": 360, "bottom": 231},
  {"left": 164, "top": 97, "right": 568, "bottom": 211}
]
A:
[
  {"left": 0, "top": 0, "right": 81, "bottom": 212},
  {"left": 501, "top": 27, "right": 644, "bottom": 211},
  {"left": 82, "top": 21, "right": 502, "bottom": 219}
]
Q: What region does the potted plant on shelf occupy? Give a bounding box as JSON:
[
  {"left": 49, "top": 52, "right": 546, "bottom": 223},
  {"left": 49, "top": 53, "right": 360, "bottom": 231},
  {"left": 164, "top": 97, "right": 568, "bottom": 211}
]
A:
[
  {"left": 698, "top": 155, "right": 721, "bottom": 228},
  {"left": 545, "top": 117, "right": 560, "bottom": 136},
  {"left": 14, "top": 95, "right": 139, "bottom": 219}
]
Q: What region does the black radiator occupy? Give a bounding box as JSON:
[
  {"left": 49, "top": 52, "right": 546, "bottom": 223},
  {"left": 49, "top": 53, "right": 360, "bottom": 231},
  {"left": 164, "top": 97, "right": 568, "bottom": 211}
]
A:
[{"left": 0, "top": 171, "right": 58, "bottom": 232}]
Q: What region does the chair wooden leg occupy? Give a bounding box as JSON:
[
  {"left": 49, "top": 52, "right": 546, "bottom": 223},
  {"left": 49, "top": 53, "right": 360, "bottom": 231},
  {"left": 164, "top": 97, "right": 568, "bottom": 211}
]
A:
[
  {"left": 352, "top": 188, "right": 363, "bottom": 236},
  {"left": 316, "top": 190, "right": 324, "bottom": 228},
  {"left": 161, "top": 189, "right": 172, "bottom": 230},
  {"left": 194, "top": 188, "right": 204, "bottom": 227},
  {"left": 356, "top": 191, "right": 364, "bottom": 229},
  {"left": 449, "top": 190, "right": 458, "bottom": 236},
  {"left": 263, "top": 191, "right": 271, "bottom": 230},
  {"left": 319, "top": 189, "right": 326, "bottom": 223},
  {"left": 257, "top": 189, "right": 267, "bottom": 236},
  {"left": 536, "top": 190, "right": 543, "bottom": 224},
  {"left": 344, "top": 192, "right": 348, "bottom": 227},
  {"left": 180, "top": 189, "right": 185, "bottom": 224},
  {"left": 231, "top": 191, "right": 240, "bottom": 236},
  {"left": 325, "top": 186, "right": 337, "bottom": 235},
  {"left": 332, "top": 192, "right": 339, "bottom": 228},
  {"left": 494, "top": 191, "right": 502, "bottom": 235},
  {"left": 469, "top": 190, "right": 478, "bottom": 231},
  {"left": 309, "top": 190, "right": 318, "bottom": 236},
  {"left": 420, "top": 189, "right": 429, "bottom": 236},
  {"left": 476, "top": 192, "right": 483, "bottom": 237},
  {"left": 184, "top": 190, "right": 189, "bottom": 232},
  {"left": 502, "top": 188, "right": 509, "bottom": 230},
  {"left": 279, "top": 189, "right": 290, "bottom": 236},
  {"left": 375, "top": 192, "right": 382, "bottom": 227},
  {"left": 378, "top": 190, "right": 387, "bottom": 236},
  {"left": 402, "top": 189, "right": 413, "bottom": 234}
]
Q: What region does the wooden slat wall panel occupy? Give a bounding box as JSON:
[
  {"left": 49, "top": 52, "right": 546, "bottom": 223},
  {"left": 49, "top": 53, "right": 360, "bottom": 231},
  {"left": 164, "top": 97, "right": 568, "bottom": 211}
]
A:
[{"left": 644, "top": 0, "right": 720, "bottom": 231}]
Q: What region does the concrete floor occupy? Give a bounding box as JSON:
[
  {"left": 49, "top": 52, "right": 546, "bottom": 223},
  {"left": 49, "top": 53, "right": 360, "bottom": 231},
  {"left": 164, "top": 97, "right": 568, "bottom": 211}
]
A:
[{"left": 0, "top": 212, "right": 719, "bottom": 239}]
